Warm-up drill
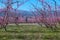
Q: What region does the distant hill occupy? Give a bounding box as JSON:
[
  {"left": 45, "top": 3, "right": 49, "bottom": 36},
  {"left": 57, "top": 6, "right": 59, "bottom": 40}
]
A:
[
  {"left": 0, "top": 8, "right": 60, "bottom": 17},
  {"left": 0, "top": 8, "right": 40, "bottom": 17}
]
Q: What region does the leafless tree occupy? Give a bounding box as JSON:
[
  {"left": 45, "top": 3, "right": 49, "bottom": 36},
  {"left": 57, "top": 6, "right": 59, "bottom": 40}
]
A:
[
  {"left": 0, "top": 0, "right": 29, "bottom": 31},
  {"left": 30, "top": 0, "right": 58, "bottom": 29}
]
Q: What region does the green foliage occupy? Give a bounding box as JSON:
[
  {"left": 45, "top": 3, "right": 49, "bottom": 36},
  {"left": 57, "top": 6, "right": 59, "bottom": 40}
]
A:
[{"left": 0, "top": 25, "right": 60, "bottom": 40}]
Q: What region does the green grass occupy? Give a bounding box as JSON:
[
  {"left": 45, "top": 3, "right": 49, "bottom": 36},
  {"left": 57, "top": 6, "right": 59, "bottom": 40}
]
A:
[{"left": 0, "top": 25, "right": 60, "bottom": 40}]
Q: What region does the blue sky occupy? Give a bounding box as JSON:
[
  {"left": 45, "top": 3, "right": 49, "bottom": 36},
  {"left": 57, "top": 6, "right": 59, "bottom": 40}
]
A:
[{"left": 0, "top": 0, "right": 60, "bottom": 11}]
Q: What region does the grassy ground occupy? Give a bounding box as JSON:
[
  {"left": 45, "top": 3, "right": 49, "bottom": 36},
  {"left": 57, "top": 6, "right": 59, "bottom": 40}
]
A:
[{"left": 0, "top": 25, "right": 60, "bottom": 40}]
